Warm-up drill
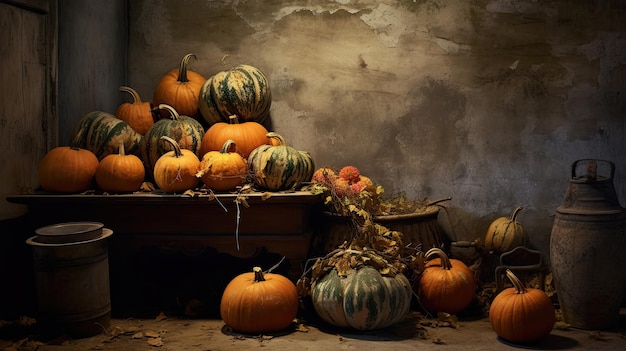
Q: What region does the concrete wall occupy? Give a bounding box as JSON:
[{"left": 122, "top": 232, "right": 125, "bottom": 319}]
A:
[
  {"left": 56, "top": 1, "right": 625, "bottom": 264},
  {"left": 122, "top": 0, "right": 625, "bottom": 262}
]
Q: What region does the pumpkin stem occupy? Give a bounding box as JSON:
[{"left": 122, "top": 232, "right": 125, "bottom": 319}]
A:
[
  {"left": 266, "top": 132, "right": 286, "bottom": 146},
  {"left": 510, "top": 206, "right": 523, "bottom": 221},
  {"left": 220, "top": 139, "right": 237, "bottom": 154},
  {"left": 424, "top": 247, "right": 452, "bottom": 270},
  {"left": 160, "top": 136, "right": 183, "bottom": 158},
  {"left": 119, "top": 86, "right": 143, "bottom": 103},
  {"left": 117, "top": 141, "right": 126, "bottom": 156},
  {"left": 505, "top": 269, "right": 527, "bottom": 294},
  {"left": 228, "top": 115, "right": 241, "bottom": 124},
  {"left": 158, "top": 104, "right": 180, "bottom": 120},
  {"left": 253, "top": 266, "right": 266, "bottom": 282},
  {"left": 178, "top": 53, "right": 196, "bottom": 83}
]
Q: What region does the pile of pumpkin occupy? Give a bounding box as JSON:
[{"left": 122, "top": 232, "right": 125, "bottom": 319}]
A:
[
  {"left": 36, "top": 54, "right": 556, "bottom": 344},
  {"left": 221, "top": 203, "right": 555, "bottom": 345},
  {"left": 38, "top": 55, "right": 314, "bottom": 195}
]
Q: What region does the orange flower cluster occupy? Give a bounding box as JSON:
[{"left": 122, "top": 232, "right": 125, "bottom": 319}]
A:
[
  {"left": 311, "top": 166, "right": 382, "bottom": 214},
  {"left": 312, "top": 166, "right": 376, "bottom": 197}
]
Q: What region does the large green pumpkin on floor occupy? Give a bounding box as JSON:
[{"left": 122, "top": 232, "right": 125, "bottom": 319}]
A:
[
  {"left": 247, "top": 132, "right": 314, "bottom": 191},
  {"left": 70, "top": 111, "right": 144, "bottom": 160},
  {"left": 142, "top": 104, "right": 205, "bottom": 177},
  {"left": 311, "top": 266, "right": 412, "bottom": 330},
  {"left": 199, "top": 64, "right": 272, "bottom": 126}
]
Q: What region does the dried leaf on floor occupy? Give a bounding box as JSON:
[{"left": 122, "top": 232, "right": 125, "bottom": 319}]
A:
[
  {"left": 17, "top": 317, "right": 36, "bottom": 327},
  {"left": 125, "top": 325, "right": 141, "bottom": 334},
  {"left": 295, "top": 323, "right": 310, "bottom": 333},
  {"left": 589, "top": 331, "right": 610, "bottom": 342},
  {"left": 254, "top": 335, "right": 273, "bottom": 342},
  {"left": 144, "top": 330, "right": 161, "bottom": 338},
  {"left": 107, "top": 325, "right": 125, "bottom": 339},
  {"left": 554, "top": 321, "right": 571, "bottom": 330},
  {"left": 3, "top": 338, "right": 44, "bottom": 351},
  {"left": 155, "top": 311, "right": 167, "bottom": 321},
  {"left": 147, "top": 337, "right": 164, "bottom": 347},
  {"left": 433, "top": 312, "right": 459, "bottom": 329},
  {"left": 432, "top": 337, "right": 446, "bottom": 344}
]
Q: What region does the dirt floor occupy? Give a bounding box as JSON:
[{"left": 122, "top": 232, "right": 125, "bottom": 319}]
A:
[{"left": 2, "top": 308, "right": 626, "bottom": 351}]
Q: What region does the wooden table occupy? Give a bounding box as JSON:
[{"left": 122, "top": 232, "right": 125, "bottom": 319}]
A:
[{"left": 7, "top": 191, "right": 323, "bottom": 280}]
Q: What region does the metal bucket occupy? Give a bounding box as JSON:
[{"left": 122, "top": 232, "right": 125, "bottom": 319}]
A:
[
  {"left": 550, "top": 159, "right": 626, "bottom": 330},
  {"left": 26, "top": 222, "right": 113, "bottom": 338}
]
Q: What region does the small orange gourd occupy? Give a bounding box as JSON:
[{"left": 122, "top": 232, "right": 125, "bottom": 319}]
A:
[
  {"left": 153, "top": 136, "right": 200, "bottom": 193},
  {"left": 485, "top": 206, "right": 526, "bottom": 254},
  {"left": 196, "top": 140, "right": 247, "bottom": 191},
  {"left": 153, "top": 53, "right": 206, "bottom": 120},
  {"left": 96, "top": 142, "right": 145, "bottom": 193},
  {"left": 416, "top": 248, "right": 476, "bottom": 314},
  {"left": 199, "top": 115, "right": 270, "bottom": 159},
  {"left": 116, "top": 86, "right": 155, "bottom": 135},
  {"left": 220, "top": 266, "right": 299, "bottom": 334},
  {"left": 38, "top": 145, "right": 99, "bottom": 193},
  {"left": 489, "top": 269, "right": 555, "bottom": 343}
]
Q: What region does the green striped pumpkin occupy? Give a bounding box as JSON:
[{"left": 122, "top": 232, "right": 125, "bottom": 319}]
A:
[
  {"left": 142, "top": 104, "right": 205, "bottom": 177},
  {"left": 70, "top": 111, "right": 144, "bottom": 160},
  {"left": 199, "top": 64, "right": 272, "bottom": 126},
  {"left": 311, "top": 266, "right": 412, "bottom": 330},
  {"left": 247, "top": 132, "right": 314, "bottom": 191}
]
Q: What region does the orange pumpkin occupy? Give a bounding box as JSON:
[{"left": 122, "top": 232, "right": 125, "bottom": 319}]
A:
[
  {"left": 153, "top": 136, "right": 200, "bottom": 193},
  {"left": 220, "top": 266, "right": 299, "bottom": 334},
  {"left": 200, "top": 115, "right": 270, "bottom": 159},
  {"left": 196, "top": 140, "right": 247, "bottom": 191},
  {"left": 38, "top": 146, "right": 99, "bottom": 193},
  {"left": 416, "top": 248, "right": 476, "bottom": 314},
  {"left": 116, "top": 86, "right": 155, "bottom": 135},
  {"left": 95, "top": 142, "right": 145, "bottom": 193},
  {"left": 489, "top": 269, "right": 555, "bottom": 343},
  {"left": 153, "top": 53, "right": 206, "bottom": 120}
]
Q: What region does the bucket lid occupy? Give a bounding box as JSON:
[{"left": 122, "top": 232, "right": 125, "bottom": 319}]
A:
[
  {"left": 26, "top": 228, "right": 113, "bottom": 247},
  {"left": 33, "top": 222, "right": 104, "bottom": 244}
]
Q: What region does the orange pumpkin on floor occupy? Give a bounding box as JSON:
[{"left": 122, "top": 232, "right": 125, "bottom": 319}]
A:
[
  {"left": 220, "top": 267, "right": 299, "bottom": 334},
  {"left": 416, "top": 248, "right": 476, "bottom": 314},
  {"left": 489, "top": 269, "right": 555, "bottom": 343}
]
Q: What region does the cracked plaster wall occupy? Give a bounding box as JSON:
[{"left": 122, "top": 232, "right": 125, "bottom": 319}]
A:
[{"left": 61, "top": 0, "right": 626, "bottom": 263}]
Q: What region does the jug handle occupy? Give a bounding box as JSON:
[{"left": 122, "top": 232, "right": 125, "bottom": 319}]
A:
[{"left": 571, "top": 159, "right": 615, "bottom": 180}]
